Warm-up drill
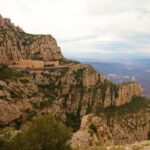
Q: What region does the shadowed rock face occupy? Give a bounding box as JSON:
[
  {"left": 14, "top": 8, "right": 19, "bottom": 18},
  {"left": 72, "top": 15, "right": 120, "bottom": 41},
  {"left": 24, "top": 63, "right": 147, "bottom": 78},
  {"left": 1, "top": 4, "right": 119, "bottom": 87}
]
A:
[
  {"left": 0, "top": 15, "right": 63, "bottom": 62},
  {"left": 0, "top": 15, "right": 148, "bottom": 146}
]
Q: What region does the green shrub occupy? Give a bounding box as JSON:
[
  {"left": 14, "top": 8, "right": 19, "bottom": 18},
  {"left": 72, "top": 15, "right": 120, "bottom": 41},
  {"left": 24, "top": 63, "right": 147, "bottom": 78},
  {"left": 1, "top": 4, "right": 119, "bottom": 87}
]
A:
[
  {"left": 0, "top": 127, "right": 18, "bottom": 148},
  {"left": 3, "top": 115, "right": 72, "bottom": 150},
  {"left": 0, "top": 64, "right": 22, "bottom": 80},
  {"left": 19, "top": 79, "right": 29, "bottom": 84}
]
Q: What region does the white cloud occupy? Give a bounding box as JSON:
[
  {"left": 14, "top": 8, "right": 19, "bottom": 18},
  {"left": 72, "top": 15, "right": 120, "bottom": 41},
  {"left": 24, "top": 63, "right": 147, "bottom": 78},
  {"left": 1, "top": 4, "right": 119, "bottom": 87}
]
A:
[{"left": 0, "top": 0, "right": 150, "bottom": 57}]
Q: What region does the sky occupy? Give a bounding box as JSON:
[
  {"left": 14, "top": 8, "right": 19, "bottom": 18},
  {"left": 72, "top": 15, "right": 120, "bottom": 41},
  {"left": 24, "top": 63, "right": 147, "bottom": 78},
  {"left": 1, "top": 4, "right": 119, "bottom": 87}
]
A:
[{"left": 0, "top": 0, "right": 150, "bottom": 60}]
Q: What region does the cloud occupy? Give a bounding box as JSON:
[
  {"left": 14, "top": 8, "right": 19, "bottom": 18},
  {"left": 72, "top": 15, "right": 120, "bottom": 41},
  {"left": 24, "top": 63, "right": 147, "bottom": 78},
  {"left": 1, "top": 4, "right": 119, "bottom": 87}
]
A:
[{"left": 0, "top": 0, "right": 150, "bottom": 57}]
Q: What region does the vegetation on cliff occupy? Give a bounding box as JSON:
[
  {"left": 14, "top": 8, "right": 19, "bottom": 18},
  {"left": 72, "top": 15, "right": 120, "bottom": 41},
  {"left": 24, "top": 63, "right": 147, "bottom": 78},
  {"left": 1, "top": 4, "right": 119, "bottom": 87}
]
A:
[
  {"left": 104, "top": 96, "right": 150, "bottom": 115},
  {"left": 0, "top": 64, "right": 22, "bottom": 80},
  {"left": 1, "top": 115, "right": 71, "bottom": 150}
]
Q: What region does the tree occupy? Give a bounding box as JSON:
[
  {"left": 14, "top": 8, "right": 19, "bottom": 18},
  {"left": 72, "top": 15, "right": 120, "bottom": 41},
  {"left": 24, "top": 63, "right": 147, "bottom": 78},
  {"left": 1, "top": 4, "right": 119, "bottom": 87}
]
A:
[{"left": 4, "top": 115, "right": 72, "bottom": 150}]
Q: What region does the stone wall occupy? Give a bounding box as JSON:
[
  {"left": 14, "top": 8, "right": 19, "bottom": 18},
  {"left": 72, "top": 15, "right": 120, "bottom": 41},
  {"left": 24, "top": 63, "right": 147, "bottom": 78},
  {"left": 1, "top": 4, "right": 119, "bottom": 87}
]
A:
[
  {"left": 4, "top": 60, "right": 60, "bottom": 69},
  {"left": 18, "top": 60, "right": 44, "bottom": 69}
]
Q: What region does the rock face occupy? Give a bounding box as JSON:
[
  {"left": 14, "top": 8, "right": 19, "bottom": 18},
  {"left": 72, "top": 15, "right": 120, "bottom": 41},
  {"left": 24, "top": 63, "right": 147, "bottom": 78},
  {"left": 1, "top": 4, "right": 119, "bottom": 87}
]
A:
[
  {"left": 108, "top": 112, "right": 150, "bottom": 144},
  {"left": 0, "top": 15, "right": 149, "bottom": 147},
  {"left": 0, "top": 101, "right": 22, "bottom": 126},
  {"left": 0, "top": 15, "right": 63, "bottom": 62},
  {"left": 71, "top": 110, "right": 150, "bottom": 149},
  {"left": 0, "top": 64, "right": 148, "bottom": 146},
  {"left": 116, "top": 82, "right": 142, "bottom": 106},
  {"left": 71, "top": 114, "right": 113, "bottom": 150}
]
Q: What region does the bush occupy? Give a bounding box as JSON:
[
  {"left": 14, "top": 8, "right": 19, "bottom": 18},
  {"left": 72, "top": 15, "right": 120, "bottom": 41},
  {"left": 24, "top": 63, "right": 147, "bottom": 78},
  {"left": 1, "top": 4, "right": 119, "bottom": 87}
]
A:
[
  {"left": 105, "top": 96, "right": 150, "bottom": 115},
  {"left": 0, "top": 64, "right": 22, "bottom": 80},
  {"left": 3, "top": 115, "right": 72, "bottom": 150},
  {"left": 0, "top": 127, "right": 19, "bottom": 148}
]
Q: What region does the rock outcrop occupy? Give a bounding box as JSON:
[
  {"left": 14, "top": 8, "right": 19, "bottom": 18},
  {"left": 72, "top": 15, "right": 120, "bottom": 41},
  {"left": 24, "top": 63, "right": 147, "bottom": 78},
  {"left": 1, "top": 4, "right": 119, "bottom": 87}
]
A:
[
  {"left": 71, "top": 114, "right": 113, "bottom": 150},
  {"left": 0, "top": 15, "right": 63, "bottom": 62},
  {"left": 71, "top": 108, "right": 150, "bottom": 149},
  {"left": 0, "top": 101, "right": 22, "bottom": 126},
  {"left": 116, "top": 82, "right": 142, "bottom": 106}
]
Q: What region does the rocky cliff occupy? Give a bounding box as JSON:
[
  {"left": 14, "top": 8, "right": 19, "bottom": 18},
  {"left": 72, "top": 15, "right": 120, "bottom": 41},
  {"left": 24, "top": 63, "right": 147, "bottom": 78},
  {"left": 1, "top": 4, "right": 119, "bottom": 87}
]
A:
[
  {"left": 0, "top": 15, "right": 63, "bottom": 62},
  {"left": 0, "top": 15, "right": 149, "bottom": 148},
  {"left": 71, "top": 101, "right": 150, "bottom": 149}
]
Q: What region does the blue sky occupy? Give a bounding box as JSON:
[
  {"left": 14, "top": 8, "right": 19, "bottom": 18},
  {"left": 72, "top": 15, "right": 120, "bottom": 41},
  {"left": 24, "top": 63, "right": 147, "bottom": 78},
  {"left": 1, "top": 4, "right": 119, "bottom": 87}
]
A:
[{"left": 0, "top": 0, "right": 150, "bottom": 60}]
